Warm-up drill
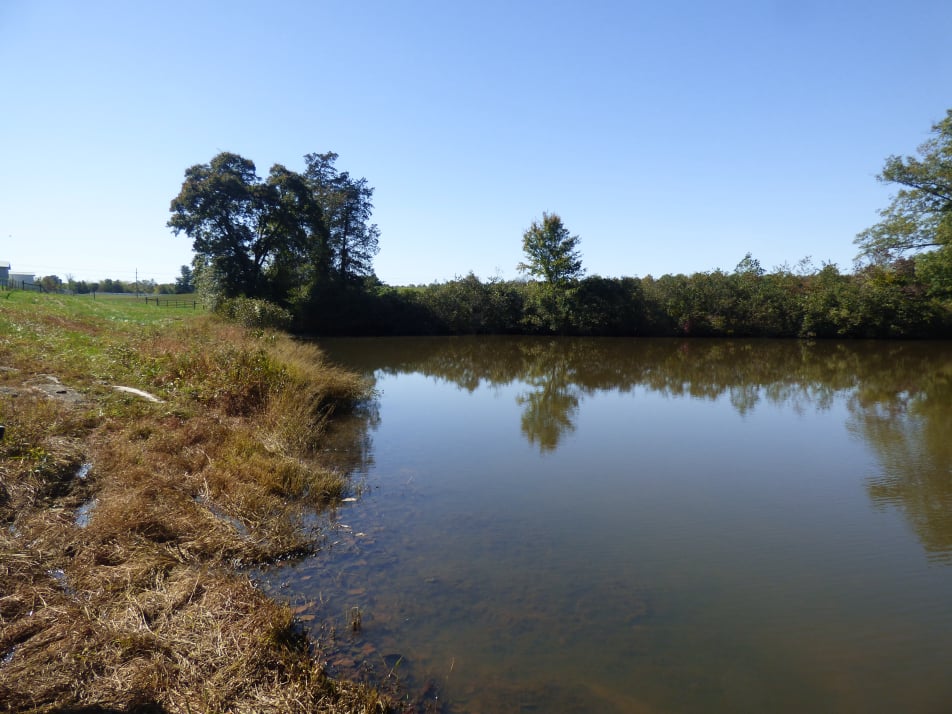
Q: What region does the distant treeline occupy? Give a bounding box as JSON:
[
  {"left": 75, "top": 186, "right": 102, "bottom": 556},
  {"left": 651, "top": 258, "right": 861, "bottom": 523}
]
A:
[
  {"left": 296, "top": 257, "right": 952, "bottom": 339},
  {"left": 35, "top": 268, "right": 194, "bottom": 295}
]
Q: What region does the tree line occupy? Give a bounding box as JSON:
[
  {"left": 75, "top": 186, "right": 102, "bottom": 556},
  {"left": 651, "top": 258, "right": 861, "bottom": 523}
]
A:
[
  {"left": 32, "top": 271, "right": 194, "bottom": 295},
  {"left": 305, "top": 257, "right": 947, "bottom": 338},
  {"left": 168, "top": 109, "right": 952, "bottom": 337}
]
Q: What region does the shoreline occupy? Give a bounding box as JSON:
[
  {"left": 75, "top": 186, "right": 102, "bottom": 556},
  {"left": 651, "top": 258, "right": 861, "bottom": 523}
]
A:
[{"left": 0, "top": 293, "right": 395, "bottom": 712}]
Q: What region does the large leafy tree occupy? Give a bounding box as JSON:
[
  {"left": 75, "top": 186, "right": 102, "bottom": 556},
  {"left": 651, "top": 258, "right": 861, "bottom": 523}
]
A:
[
  {"left": 856, "top": 110, "right": 952, "bottom": 263},
  {"left": 263, "top": 164, "right": 328, "bottom": 295},
  {"left": 517, "top": 212, "right": 584, "bottom": 285},
  {"left": 168, "top": 152, "right": 278, "bottom": 298},
  {"left": 517, "top": 213, "right": 585, "bottom": 334},
  {"left": 169, "top": 151, "right": 380, "bottom": 302}
]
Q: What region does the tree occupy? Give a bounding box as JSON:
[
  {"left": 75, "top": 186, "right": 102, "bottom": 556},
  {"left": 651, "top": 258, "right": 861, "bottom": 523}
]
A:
[
  {"left": 856, "top": 109, "right": 952, "bottom": 263},
  {"left": 262, "top": 164, "right": 327, "bottom": 299},
  {"left": 168, "top": 152, "right": 280, "bottom": 298},
  {"left": 39, "top": 275, "right": 62, "bottom": 292},
  {"left": 170, "top": 151, "right": 381, "bottom": 306},
  {"left": 175, "top": 265, "right": 194, "bottom": 294},
  {"left": 304, "top": 152, "right": 380, "bottom": 283},
  {"left": 517, "top": 212, "right": 584, "bottom": 285}
]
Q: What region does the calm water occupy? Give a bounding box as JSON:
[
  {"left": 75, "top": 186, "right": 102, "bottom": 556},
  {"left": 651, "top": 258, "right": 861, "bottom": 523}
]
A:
[{"left": 261, "top": 337, "right": 952, "bottom": 713}]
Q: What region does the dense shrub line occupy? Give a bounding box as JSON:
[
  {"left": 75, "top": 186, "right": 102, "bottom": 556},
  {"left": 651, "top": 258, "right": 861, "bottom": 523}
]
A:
[{"left": 293, "top": 259, "right": 952, "bottom": 338}]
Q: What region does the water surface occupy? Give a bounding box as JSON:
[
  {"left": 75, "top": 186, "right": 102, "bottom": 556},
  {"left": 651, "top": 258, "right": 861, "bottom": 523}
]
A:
[{"left": 263, "top": 337, "right": 952, "bottom": 713}]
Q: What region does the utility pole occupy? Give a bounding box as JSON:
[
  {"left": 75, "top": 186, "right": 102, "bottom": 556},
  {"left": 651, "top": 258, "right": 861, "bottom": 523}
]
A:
[{"left": 136, "top": 268, "right": 139, "bottom": 297}]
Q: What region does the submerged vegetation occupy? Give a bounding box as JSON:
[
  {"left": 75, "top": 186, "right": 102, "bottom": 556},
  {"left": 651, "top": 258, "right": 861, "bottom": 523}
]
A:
[{"left": 0, "top": 292, "right": 391, "bottom": 712}]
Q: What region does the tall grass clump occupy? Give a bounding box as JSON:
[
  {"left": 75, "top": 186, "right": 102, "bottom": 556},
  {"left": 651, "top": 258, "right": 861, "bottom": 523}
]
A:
[{"left": 263, "top": 337, "right": 366, "bottom": 454}]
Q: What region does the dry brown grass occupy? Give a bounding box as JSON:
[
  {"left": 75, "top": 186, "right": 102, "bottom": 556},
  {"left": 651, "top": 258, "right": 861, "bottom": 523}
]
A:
[{"left": 0, "top": 294, "right": 392, "bottom": 713}]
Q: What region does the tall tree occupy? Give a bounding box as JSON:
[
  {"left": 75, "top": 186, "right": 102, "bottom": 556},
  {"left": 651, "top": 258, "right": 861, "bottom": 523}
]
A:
[
  {"left": 264, "top": 164, "right": 328, "bottom": 294},
  {"left": 517, "top": 212, "right": 584, "bottom": 285},
  {"left": 171, "top": 151, "right": 381, "bottom": 304},
  {"left": 174, "top": 265, "right": 194, "bottom": 294},
  {"left": 168, "top": 152, "right": 277, "bottom": 298},
  {"left": 855, "top": 109, "right": 952, "bottom": 263},
  {"left": 304, "top": 152, "right": 380, "bottom": 282}
]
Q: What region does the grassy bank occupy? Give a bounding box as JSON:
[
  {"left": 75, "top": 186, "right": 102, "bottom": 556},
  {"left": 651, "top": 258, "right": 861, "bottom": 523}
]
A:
[{"left": 0, "top": 292, "right": 391, "bottom": 712}]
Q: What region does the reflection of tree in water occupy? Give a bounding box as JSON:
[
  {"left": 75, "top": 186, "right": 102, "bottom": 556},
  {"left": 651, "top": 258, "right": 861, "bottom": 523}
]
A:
[
  {"left": 517, "top": 384, "right": 579, "bottom": 452},
  {"left": 319, "top": 396, "right": 381, "bottom": 479},
  {"left": 516, "top": 347, "right": 580, "bottom": 452},
  {"left": 318, "top": 336, "right": 952, "bottom": 559},
  {"left": 850, "top": 365, "right": 952, "bottom": 562}
]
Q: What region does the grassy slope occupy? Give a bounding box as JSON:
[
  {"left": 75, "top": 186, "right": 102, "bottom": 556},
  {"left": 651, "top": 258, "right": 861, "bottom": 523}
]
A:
[{"left": 0, "top": 292, "right": 391, "bottom": 713}]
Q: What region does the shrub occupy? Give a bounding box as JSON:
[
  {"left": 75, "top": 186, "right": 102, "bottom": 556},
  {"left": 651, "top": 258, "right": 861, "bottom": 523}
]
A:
[{"left": 216, "top": 297, "right": 293, "bottom": 330}]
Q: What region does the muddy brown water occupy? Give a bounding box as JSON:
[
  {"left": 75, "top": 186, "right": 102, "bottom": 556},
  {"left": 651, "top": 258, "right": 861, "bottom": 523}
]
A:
[{"left": 259, "top": 337, "right": 952, "bottom": 713}]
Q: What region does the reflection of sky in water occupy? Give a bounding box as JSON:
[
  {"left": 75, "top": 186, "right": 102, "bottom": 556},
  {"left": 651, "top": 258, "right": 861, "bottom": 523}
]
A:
[{"left": 266, "top": 338, "right": 952, "bottom": 714}]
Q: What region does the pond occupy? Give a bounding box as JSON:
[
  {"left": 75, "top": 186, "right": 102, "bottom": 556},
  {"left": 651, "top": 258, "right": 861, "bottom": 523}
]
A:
[{"left": 260, "top": 337, "right": 952, "bottom": 713}]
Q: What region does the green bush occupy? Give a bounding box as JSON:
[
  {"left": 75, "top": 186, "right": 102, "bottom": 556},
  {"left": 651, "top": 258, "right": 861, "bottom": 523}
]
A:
[{"left": 217, "top": 297, "right": 293, "bottom": 330}]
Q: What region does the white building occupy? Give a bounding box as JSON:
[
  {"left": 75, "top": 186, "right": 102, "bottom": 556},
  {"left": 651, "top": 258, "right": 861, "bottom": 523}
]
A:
[{"left": 9, "top": 272, "right": 36, "bottom": 286}]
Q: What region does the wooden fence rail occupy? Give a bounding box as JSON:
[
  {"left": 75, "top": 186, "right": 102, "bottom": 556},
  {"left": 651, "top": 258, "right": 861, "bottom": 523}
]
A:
[
  {"left": 0, "top": 283, "right": 203, "bottom": 308},
  {"left": 140, "top": 297, "right": 201, "bottom": 309}
]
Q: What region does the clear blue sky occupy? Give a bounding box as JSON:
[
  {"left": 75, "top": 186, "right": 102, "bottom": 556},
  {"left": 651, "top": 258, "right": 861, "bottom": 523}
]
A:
[{"left": 2, "top": 0, "right": 950, "bottom": 286}]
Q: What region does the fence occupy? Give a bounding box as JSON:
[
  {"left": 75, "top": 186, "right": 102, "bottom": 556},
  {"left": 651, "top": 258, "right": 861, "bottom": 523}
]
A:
[
  {"left": 0, "top": 279, "right": 43, "bottom": 292},
  {"left": 139, "top": 297, "right": 202, "bottom": 309},
  {"left": 0, "top": 281, "right": 203, "bottom": 308}
]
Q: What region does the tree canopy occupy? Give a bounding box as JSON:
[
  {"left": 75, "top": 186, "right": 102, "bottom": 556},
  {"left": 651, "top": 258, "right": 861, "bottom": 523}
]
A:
[
  {"left": 305, "top": 152, "right": 380, "bottom": 282},
  {"left": 855, "top": 109, "right": 952, "bottom": 263},
  {"left": 517, "top": 212, "right": 584, "bottom": 285},
  {"left": 168, "top": 151, "right": 379, "bottom": 303},
  {"left": 175, "top": 265, "right": 194, "bottom": 294},
  {"left": 168, "top": 153, "right": 272, "bottom": 298}
]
